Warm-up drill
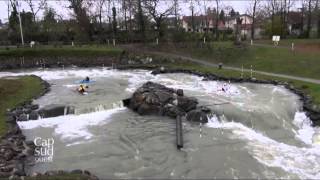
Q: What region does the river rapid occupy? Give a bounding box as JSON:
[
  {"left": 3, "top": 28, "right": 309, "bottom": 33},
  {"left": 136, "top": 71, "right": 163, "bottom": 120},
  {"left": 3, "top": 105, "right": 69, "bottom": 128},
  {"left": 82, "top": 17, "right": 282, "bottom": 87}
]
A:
[{"left": 1, "top": 68, "right": 320, "bottom": 179}]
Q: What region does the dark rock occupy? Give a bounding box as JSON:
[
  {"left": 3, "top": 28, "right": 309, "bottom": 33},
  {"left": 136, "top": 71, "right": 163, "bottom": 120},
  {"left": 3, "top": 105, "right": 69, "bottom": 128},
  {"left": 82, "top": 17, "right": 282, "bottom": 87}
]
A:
[
  {"left": 23, "top": 108, "right": 32, "bottom": 114},
  {"left": 29, "top": 111, "right": 39, "bottom": 120},
  {"left": 163, "top": 105, "right": 184, "bottom": 118},
  {"left": 30, "top": 104, "right": 39, "bottom": 110},
  {"left": 0, "top": 171, "right": 11, "bottom": 178},
  {"left": 12, "top": 109, "right": 23, "bottom": 117},
  {"left": 125, "top": 81, "right": 211, "bottom": 125},
  {"left": 71, "top": 169, "right": 83, "bottom": 174},
  {"left": 38, "top": 105, "right": 75, "bottom": 118},
  {"left": 310, "top": 113, "right": 320, "bottom": 122},
  {"left": 154, "top": 91, "right": 174, "bottom": 104},
  {"left": 177, "top": 96, "right": 198, "bottom": 112},
  {"left": 12, "top": 168, "right": 26, "bottom": 176},
  {"left": 186, "top": 108, "right": 210, "bottom": 123},
  {"left": 83, "top": 170, "right": 91, "bottom": 176},
  {"left": 5, "top": 116, "right": 16, "bottom": 123},
  {"left": 122, "top": 98, "right": 131, "bottom": 107},
  {"left": 4, "top": 150, "right": 15, "bottom": 161},
  {"left": 25, "top": 141, "right": 34, "bottom": 147},
  {"left": 176, "top": 89, "right": 184, "bottom": 96},
  {"left": 17, "top": 114, "right": 28, "bottom": 121},
  {"left": 137, "top": 103, "right": 159, "bottom": 115}
]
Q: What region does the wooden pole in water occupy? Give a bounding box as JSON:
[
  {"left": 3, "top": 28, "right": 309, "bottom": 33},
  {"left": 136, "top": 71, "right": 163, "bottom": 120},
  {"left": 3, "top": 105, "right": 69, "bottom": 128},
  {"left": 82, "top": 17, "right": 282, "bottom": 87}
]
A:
[{"left": 176, "top": 116, "right": 183, "bottom": 150}]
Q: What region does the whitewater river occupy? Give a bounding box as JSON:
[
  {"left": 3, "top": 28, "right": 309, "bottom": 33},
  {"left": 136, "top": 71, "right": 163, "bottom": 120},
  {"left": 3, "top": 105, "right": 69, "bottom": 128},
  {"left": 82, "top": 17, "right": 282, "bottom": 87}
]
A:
[{"left": 1, "top": 68, "right": 320, "bottom": 179}]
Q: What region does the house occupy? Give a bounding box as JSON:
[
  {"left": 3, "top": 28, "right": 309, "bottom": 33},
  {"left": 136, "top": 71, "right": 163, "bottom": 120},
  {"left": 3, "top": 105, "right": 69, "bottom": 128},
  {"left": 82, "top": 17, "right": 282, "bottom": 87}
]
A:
[
  {"left": 287, "top": 11, "right": 303, "bottom": 35},
  {"left": 181, "top": 15, "right": 225, "bottom": 32},
  {"left": 182, "top": 13, "right": 262, "bottom": 39},
  {"left": 225, "top": 14, "right": 253, "bottom": 30}
]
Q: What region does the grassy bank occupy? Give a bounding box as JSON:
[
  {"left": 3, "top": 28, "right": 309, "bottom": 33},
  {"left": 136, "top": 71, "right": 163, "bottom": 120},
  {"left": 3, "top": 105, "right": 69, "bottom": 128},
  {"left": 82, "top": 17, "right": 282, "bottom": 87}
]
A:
[
  {"left": 0, "top": 76, "right": 44, "bottom": 136},
  {"left": 0, "top": 46, "right": 123, "bottom": 58},
  {"left": 252, "top": 38, "right": 320, "bottom": 47},
  {"left": 151, "top": 41, "right": 320, "bottom": 80},
  {"left": 163, "top": 62, "right": 320, "bottom": 106}
]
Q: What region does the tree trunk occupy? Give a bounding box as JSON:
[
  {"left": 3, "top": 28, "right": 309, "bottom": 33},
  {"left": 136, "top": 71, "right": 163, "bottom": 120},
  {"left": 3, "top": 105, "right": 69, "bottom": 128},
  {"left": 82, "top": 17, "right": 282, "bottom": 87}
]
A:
[
  {"left": 283, "top": 0, "right": 287, "bottom": 38},
  {"left": 307, "top": 0, "right": 312, "bottom": 38},
  {"left": 316, "top": 0, "right": 320, "bottom": 37},
  {"left": 280, "top": 0, "right": 283, "bottom": 37},
  {"left": 271, "top": 1, "right": 275, "bottom": 36},
  {"left": 112, "top": 6, "right": 117, "bottom": 38},
  {"left": 191, "top": 5, "right": 195, "bottom": 32},
  {"left": 174, "top": 0, "right": 178, "bottom": 30},
  {"left": 128, "top": 0, "right": 132, "bottom": 32},
  {"left": 251, "top": 0, "right": 257, "bottom": 40},
  {"left": 137, "top": 0, "right": 145, "bottom": 40},
  {"left": 215, "top": 0, "right": 219, "bottom": 40},
  {"left": 156, "top": 18, "right": 162, "bottom": 38},
  {"left": 123, "top": 0, "right": 127, "bottom": 31}
]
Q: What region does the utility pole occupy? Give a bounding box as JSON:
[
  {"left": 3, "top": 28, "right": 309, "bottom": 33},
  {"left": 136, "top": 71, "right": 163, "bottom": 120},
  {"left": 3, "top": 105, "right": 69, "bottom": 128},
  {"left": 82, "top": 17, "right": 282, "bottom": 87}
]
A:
[
  {"left": 7, "top": 0, "right": 10, "bottom": 22},
  {"left": 16, "top": 0, "right": 24, "bottom": 46}
]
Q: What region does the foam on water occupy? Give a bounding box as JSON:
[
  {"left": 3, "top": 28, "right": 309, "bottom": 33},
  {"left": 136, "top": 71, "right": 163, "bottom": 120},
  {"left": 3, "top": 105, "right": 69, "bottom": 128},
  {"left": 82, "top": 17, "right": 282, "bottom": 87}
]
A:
[
  {"left": 207, "top": 113, "right": 320, "bottom": 179},
  {"left": 4, "top": 68, "right": 320, "bottom": 178},
  {"left": 292, "top": 112, "right": 318, "bottom": 145},
  {"left": 0, "top": 69, "right": 151, "bottom": 81},
  {"left": 18, "top": 107, "right": 126, "bottom": 140}
]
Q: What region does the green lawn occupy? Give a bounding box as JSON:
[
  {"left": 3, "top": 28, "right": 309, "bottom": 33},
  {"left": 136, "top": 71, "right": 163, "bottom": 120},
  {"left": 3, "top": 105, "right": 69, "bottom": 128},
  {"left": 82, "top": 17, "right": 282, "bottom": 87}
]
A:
[
  {"left": 0, "top": 46, "right": 123, "bottom": 58},
  {"left": 0, "top": 76, "right": 44, "bottom": 136},
  {"left": 152, "top": 41, "right": 320, "bottom": 80},
  {"left": 252, "top": 38, "right": 320, "bottom": 46}
]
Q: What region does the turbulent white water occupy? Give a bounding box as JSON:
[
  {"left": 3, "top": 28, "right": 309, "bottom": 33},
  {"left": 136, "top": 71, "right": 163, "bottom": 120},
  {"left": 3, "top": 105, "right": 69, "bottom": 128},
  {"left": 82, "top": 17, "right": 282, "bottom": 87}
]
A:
[{"left": 1, "top": 68, "right": 320, "bottom": 179}]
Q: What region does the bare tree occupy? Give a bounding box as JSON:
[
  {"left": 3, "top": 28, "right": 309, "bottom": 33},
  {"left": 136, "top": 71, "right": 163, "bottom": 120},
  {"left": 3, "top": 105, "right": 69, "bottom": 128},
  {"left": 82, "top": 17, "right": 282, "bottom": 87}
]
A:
[
  {"left": 127, "top": 0, "right": 133, "bottom": 32},
  {"left": 249, "top": 0, "right": 260, "bottom": 40},
  {"left": 235, "top": 17, "right": 242, "bottom": 45},
  {"left": 269, "top": 0, "right": 279, "bottom": 35},
  {"left": 316, "top": 0, "right": 320, "bottom": 37},
  {"left": 112, "top": 6, "right": 117, "bottom": 37},
  {"left": 143, "top": 0, "right": 174, "bottom": 38},
  {"left": 96, "top": 0, "right": 106, "bottom": 27},
  {"left": 214, "top": 0, "right": 220, "bottom": 40},
  {"left": 306, "top": 0, "right": 313, "bottom": 38},
  {"left": 68, "top": 0, "right": 92, "bottom": 40},
  {"left": 190, "top": 0, "right": 195, "bottom": 32},
  {"left": 173, "top": 0, "right": 180, "bottom": 29},
  {"left": 24, "top": 0, "right": 46, "bottom": 22},
  {"left": 120, "top": 0, "right": 128, "bottom": 31},
  {"left": 137, "top": 0, "right": 145, "bottom": 39}
]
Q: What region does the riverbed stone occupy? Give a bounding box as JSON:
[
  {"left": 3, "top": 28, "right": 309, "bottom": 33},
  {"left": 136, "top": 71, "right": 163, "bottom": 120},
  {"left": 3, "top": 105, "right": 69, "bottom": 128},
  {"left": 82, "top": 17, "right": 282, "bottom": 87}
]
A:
[
  {"left": 177, "top": 96, "right": 198, "bottom": 112},
  {"left": 30, "top": 104, "right": 39, "bottom": 110},
  {"left": 176, "top": 89, "right": 184, "bottom": 96},
  {"left": 5, "top": 116, "right": 16, "bottom": 124},
  {"left": 28, "top": 111, "right": 39, "bottom": 120},
  {"left": 125, "top": 82, "right": 211, "bottom": 123},
  {"left": 12, "top": 109, "right": 23, "bottom": 117},
  {"left": 23, "top": 108, "right": 32, "bottom": 114},
  {"left": 71, "top": 169, "right": 83, "bottom": 174},
  {"left": 186, "top": 108, "right": 210, "bottom": 123},
  {"left": 17, "top": 114, "right": 28, "bottom": 121},
  {"left": 38, "top": 105, "right": 75, "bottom": 118}
]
